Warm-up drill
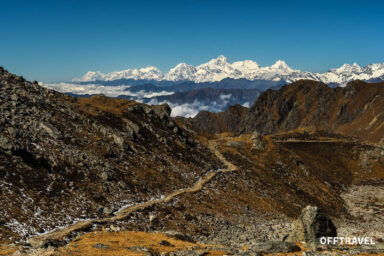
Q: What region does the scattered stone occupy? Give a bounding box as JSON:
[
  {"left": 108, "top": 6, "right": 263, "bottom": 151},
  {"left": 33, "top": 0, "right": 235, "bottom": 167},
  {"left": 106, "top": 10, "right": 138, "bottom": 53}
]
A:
[
  {"left": 165, "top": 230, "right": 195, "bottom": 243},
  {"left": 110, "top": 225, "right": 121, "bottom": 232},
  {"left": 246, "top": 241, "right": 300, "bottom": 254},
  {"left": 149, "top": 214, "right": 157, "bottom": 222},
  {"left": 93, "top": 243, "right": 109, "bottom": 249},
  {"left": 100, "top": 171, "right": 110, "bottom": 181},
  {"left": 159, "top": 240, "right": 173, "bottom": 247},
  {"left": 126, "top": 246, "right": 150, "bottom": 252}
]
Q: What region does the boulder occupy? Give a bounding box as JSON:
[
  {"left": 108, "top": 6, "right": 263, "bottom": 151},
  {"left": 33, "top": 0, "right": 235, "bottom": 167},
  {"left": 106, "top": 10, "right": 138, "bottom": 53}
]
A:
[
  {"left": 251, "top": 131, "right": 265, "bottom": 151},
  {"left": 286, "top": 205, "right": 337, "bottom": 245},
  {"left": 154, "top": 103, "right": 171, "bottom": 120}
]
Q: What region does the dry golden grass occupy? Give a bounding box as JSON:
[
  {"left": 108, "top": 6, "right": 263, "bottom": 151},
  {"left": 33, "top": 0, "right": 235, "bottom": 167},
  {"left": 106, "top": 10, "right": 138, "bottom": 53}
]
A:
[
  {"left": 74, "top": 95, "right": 136, "bottom": 116},
  {"left": 0, "top": 245, "right": 18, "bottom": 256},
  {"left": 55, "top": 230, "right": 228, "bottom": 256}
]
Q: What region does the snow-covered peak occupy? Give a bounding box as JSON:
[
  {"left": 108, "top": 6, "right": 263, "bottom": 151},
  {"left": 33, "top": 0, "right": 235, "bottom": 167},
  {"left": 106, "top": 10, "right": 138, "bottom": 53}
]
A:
[
  {"left": 270, "top": 60, "right": 293, "bottom": 72},
  {"left": 332, "top": 62, "right": 362, "bottom": 74},
  {"left": 165, "top": 63, "right": 197, "bottom": 81},
  {"left": 73, "top": 66, "right": 164, "bottom": 82},
  {"left": 232, "top": 60, "right": 260, "bottom": 71},
  {"left": 139, "top": 66, "right": 161, "bottom": 73},
  {"left": 199, "top": 55, "right": 231, "bottom": 69},
  {"left": 210, "top": 55, "right": 228, "bottom": 64},
  {"left": 72, "top": 57, "right": 384, "bottom": 85},
  {"left": 72, "top": 71, "right": 104, "bottom": 82}
]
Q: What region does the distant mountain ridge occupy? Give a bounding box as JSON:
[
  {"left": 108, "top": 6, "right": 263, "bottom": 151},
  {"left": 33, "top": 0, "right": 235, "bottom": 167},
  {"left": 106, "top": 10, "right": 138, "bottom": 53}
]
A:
[
  {"left": 188, "top": 80, "right": 384, "bottom": 143},
  {"left": 73, "top": 55, "right": 384, "bottom": 85}
]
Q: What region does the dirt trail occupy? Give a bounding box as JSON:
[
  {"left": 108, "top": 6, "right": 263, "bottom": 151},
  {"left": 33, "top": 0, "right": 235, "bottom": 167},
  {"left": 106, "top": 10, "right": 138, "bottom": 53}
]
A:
[{"left": 28, "top": 139, "right": 237, "bottom": 247}]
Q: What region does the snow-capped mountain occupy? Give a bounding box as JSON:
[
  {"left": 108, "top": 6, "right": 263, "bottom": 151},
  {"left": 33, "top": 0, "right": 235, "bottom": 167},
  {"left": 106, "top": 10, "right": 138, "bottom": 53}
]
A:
[
  {"left": 73, "top": 66, "right": 163, "bottom": 82},
  {"left": 73, "top": 55, "right": 384, "bottom": 85}
]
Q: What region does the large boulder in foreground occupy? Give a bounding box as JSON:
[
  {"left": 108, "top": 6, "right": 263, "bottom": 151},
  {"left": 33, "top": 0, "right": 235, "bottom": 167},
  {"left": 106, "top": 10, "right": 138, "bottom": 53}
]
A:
[{"left": 286, "top": 205, "right": 337, "bottom": 244}]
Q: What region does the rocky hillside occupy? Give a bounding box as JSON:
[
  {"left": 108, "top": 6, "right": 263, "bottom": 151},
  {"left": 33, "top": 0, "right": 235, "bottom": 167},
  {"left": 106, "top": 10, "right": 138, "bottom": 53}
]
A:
[
  {"left": 190, "top": 80, "right": 384, "bottom": 143},
  {"left": 0, "top": 67, "right": 222, "bottom": 243}
]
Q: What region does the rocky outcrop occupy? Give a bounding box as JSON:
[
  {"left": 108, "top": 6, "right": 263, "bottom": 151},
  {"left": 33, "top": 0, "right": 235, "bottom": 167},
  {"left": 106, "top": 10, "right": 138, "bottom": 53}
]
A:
[{"left": 286, "top": 205, "right": 337, "bottom": 245}]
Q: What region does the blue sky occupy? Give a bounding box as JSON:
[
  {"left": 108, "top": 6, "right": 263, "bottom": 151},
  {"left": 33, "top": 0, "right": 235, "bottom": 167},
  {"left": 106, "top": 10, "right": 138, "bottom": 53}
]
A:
[{"left": 1, "top": 0, "right": 384, "bottom": 82}]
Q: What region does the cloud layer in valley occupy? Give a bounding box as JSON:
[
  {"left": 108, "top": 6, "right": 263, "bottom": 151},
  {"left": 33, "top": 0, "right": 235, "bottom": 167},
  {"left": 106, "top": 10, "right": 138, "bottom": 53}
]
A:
[
  {"left": 41, "top": 82, "right": 174, "bottom": 98},
  {"left": 41, "top": 83, "right": 252, "bottom": 118}
]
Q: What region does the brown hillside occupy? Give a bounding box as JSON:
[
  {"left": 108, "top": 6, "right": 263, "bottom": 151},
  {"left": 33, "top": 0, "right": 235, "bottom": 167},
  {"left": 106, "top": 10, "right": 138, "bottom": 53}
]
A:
[{"left": 189, "top": 80, "right": 384, "bottom": 143}]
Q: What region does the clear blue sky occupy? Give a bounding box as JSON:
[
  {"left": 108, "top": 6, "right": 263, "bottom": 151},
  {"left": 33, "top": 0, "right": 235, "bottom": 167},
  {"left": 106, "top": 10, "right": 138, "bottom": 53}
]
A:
[{"left": 1, "top": 0, "right": 384, "bottom": 82}]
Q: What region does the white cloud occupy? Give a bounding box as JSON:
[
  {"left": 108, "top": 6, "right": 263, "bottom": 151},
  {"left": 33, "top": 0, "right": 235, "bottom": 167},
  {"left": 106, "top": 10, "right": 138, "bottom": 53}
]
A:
[
  {"left": 219, "top": 94, "right": 231, "bottom": 100},
  {"left": 148, "top": 98, "right": 232, "bottom": 118},
  {"left": 41, "top": 82, "right": 173, "bottom": 98}
]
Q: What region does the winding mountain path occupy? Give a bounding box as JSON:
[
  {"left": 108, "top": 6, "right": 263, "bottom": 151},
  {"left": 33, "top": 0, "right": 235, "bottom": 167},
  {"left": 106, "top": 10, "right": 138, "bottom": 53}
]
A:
[{"left": 29, "top": 139, "right": 238, "bottom": 248}]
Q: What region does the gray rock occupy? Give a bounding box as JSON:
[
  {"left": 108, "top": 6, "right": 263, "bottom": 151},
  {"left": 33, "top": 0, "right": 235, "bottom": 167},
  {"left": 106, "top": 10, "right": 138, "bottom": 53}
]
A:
[
  {"left": 154, "top": 104, "right": 171, "bottom": 120},
  {"left": 100, "top": 171, "right": 110, "bottom": 181},
  {"left": 39, "top": 122, "right": 61, "bottom": 139},
  {"left": 103, "top": 207, "right": 113, "bottom": 216},
  {"left": 251, "top": 131, "right": 265, "bottom": 151},
  {"left": 93, "top": 243, "right": 109, "bottom": 248},
  {"left": 113, "top": 134, "right": 125, "bottom": 148},
  {"left": 7, "top": 127, "right": 18, "bottom": 138},
  {"left": 118, "top": 180, "right": 128, "bottom": 189},
  {"left": 226, "top": 140, "right": 245, "bottom": 148},
  {"left": 125, "top": 120, "right": 140, "bottom": 135},
  {"left": 286, "top": 205, "right": 337, "bottom": 245},
  {"left": 0, "top": 135, "right": 13, "bottom": 151}
]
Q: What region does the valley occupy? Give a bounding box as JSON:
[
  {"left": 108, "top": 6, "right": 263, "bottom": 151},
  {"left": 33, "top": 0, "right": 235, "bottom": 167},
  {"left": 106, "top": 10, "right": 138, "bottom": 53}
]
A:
[{"left": 0, "top": 67, "right": 383, "bottom": 255}]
